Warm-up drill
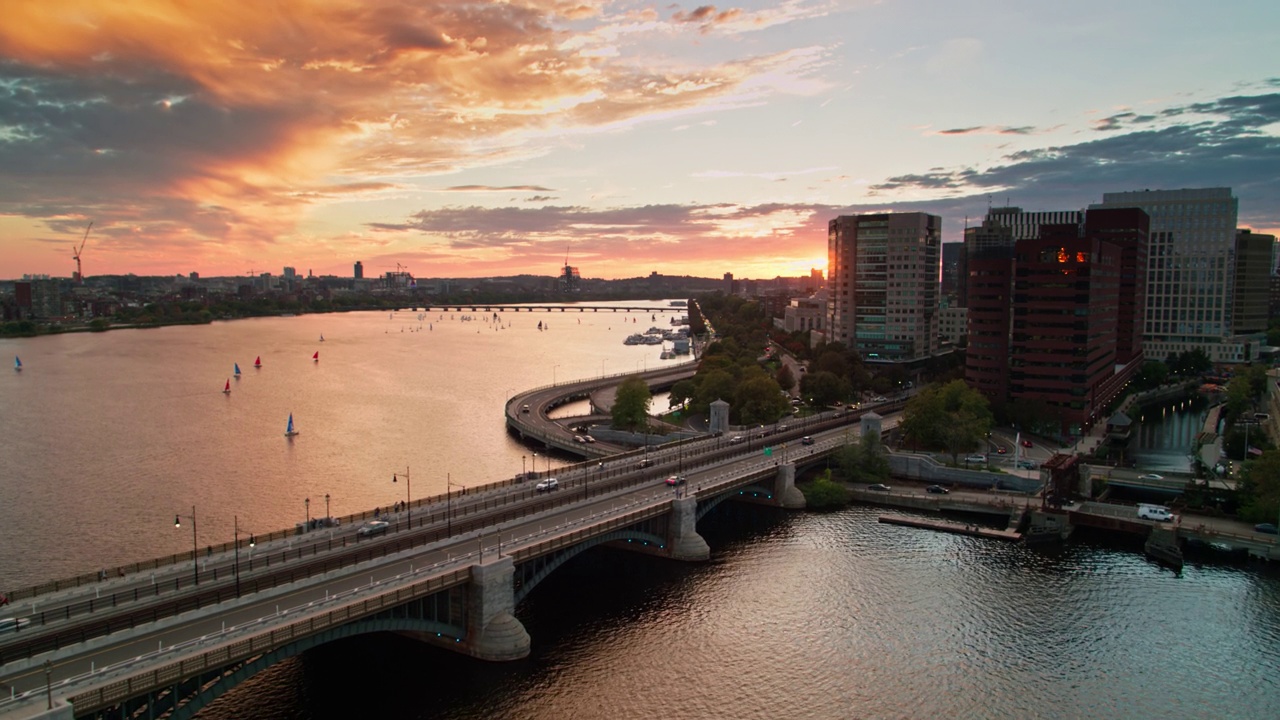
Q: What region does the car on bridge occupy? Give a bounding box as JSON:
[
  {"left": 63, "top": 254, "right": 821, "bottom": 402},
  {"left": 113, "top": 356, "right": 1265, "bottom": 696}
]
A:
[
  {"left": 636, "top": 458, "right": 654, "bottom": 468},
  {"left": 521, "top": 404, "right": 531, "bottom": 414},
  {"left": 1255, "top": 523, "right": 1278, "bottom": 535},
  {"left": 801, "top": 436, "right": 815, "bottom": 445},
  {"left": 1138, "top": 473, "right": 1164, "bottom": 481},
  {"left": 536, "top": 478, "right": 559, "bottom": 492},
  {"left": 925, "top": 485, "right": 949, "bottom": 494},
  {"left": 665, "top": 476, "right": 686, "bottom": 486},
  {"left": 867, "top": 484, "right": 891, "bottom": 492},
  {"left": 0, "top": 617, "right": 31, "bottom": 634},
  {"left": 729, "top": 435, "right": 745, "bottom": 444},
  {"left": 357, "top": 520, "right": 389, "bottom": 537}
]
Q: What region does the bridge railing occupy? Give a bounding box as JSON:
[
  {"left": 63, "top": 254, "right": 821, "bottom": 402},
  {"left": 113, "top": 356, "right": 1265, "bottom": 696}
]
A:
[{"left": 66, "top": 567, "right": 473, "bottom": 715}]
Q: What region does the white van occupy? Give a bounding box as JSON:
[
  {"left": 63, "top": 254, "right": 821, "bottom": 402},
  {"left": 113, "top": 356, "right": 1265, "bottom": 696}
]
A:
[
  {"left": 1137, "top": 504, "right": 1174, "bottom": 522},
  {"left": 0, "top": 617, "right": 30, "bottom": 633}
]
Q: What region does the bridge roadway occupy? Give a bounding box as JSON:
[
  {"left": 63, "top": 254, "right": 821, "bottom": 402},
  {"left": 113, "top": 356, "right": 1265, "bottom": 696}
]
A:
[
  {"left": 410, "top": 304, "right": 686, "bottom": 314},
  {"left": 0, "top": 409, "right": 872, "bottom": 718}
]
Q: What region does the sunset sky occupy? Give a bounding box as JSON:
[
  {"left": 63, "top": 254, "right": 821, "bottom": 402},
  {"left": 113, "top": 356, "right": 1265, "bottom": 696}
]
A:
[{"left": 2, "top": 0, "right": 1278, "bottom": 281}]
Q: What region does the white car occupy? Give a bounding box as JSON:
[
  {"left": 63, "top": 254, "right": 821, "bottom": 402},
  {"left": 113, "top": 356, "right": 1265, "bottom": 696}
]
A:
[
  {"left": 965, "top": 454, "right": 987, "bottom": 463},
  {"left": 1138, "top": 473, "right": 1164, "bottom": 481},
  {"left": 536, "top": 478, "right": 559, "bottom": 492}
]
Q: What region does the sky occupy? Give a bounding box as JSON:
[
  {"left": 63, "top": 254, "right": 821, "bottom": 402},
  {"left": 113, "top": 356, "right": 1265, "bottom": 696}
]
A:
[{"left": 2, "top": 0, "right": 1278, "bottom": 281}]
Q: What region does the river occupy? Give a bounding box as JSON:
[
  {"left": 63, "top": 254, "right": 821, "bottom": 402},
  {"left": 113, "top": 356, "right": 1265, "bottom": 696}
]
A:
[{"left": 3, "top": 310, "right": 1279, "bottom": 719}]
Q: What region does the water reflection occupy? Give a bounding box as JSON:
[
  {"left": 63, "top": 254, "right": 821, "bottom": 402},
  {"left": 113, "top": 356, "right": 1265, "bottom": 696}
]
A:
[{"left": 1129, "top": 395, "right": 1209, "bottom": 473}]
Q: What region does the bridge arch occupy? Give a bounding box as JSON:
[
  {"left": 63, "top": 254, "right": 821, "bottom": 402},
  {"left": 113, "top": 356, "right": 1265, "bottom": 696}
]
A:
[
  {"left": 513, "top": 529, "right": 666, "bottom": 605},
  {"left": 157, "top": 616, "right": 462, "bottom": 720},
  {"left": 695, "top": 486, "right": 774, "bottom": 521}
]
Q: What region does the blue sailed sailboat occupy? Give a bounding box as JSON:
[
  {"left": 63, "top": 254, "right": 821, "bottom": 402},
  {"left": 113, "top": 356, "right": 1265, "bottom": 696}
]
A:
[
  {"left": 13, "top": 356, "right": 21, "bottom": 371},
  {"left": 234, "top": 362, "right": 242, "bottom": 380},
  {"left": 284, "top": 413, "right": 299, "bottom": 438}
]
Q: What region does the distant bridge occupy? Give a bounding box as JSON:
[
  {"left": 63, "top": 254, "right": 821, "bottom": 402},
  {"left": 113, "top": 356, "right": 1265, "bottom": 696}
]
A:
[{"left": 403, "top": 305, "right": 687, "bottom": 314}]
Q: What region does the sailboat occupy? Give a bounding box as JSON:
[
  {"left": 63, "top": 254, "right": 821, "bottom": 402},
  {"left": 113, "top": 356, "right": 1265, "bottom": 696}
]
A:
[
  {"left": 312, "top": 351, "right": 319, "bottom": 362},
  {"left": 13, "top": 356, "right": 21, "bottom": 372},
  {"left": 234, "top": 362, "right": 242, "bottom": 379},
  {"left": 222, "top": 379, "right": 231, "bottom": 395},
  {"left": 284, "top": 413, "right": 299, "bottom": 438},
  {"left": 319, "top": 334, "right": 325, "bottom": 342},
  {"left": 254, "top": 356, "right": 262, "bottom": 368}
]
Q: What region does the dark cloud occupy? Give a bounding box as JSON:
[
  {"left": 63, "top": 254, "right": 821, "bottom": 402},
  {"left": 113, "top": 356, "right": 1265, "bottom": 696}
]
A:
[
  {"left": 937, "top": 125, "right": 1037, "bottom": 136},
  {"left": 869, "top": 91, "right": 1280, "bottom": 238}
]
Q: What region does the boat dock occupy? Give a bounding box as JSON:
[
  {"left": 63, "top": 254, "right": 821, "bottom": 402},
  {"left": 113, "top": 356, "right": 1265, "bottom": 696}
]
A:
[{"left": 878, "top": 513, "right": 1023, "bottom": 542}]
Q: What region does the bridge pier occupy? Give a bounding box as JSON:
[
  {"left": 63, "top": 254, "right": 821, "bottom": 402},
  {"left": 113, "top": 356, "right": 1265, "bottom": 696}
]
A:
[
  {"left": 669, "top": 496, "right": 710, "bottom": 561},
  {"left": 774, "top": 463, "right": 806, "bottom": 510},
  {"left": 463, "top": 556, "right": 531, "bottom": 661}
]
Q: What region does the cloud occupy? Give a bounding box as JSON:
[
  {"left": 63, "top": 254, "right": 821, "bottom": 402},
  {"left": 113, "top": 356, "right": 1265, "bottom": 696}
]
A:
[
  {"left": 444, "top": 185, "right": 556, "bottom": 192},
  {"left": 935, "top": 125, "right": 1039, "bottom": 136},
  {"left": 0, "top": 0, "right": 833, "bottom": 274}
]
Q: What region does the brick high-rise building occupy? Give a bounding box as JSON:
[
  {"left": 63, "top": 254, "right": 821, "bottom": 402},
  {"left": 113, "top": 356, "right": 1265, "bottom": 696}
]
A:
[
  {"left": 827, "top": 212, "right": 940, "bottom": 363},
  {"left": 964, "top": 207, "right": 1148, "bottom": 437}
]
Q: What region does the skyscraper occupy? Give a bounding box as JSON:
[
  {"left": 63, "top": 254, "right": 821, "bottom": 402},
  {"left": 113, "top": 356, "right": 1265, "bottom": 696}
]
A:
[
  {"left": 827, "top": 212, "right": 940, "bottom": 362},
  {"left": 354, "top": 261, "right": 364, "bottom": 279},
  {"left": 1092, "top": 187, "right": 1257, "bottom": 363}
]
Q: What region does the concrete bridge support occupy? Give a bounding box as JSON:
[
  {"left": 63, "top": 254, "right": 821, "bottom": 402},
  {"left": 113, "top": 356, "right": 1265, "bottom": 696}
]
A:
[
  {"left": 775, "top": 463, "right": 806, "bottom": 510},
  {"left": 669, "top": 496, "right": 710, "bottom": 561},
  {"left": 464, "top": 556, "right": 531, "bottom": 661}
]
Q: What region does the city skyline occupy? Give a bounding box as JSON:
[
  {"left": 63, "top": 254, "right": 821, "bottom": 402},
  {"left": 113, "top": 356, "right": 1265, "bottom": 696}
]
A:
[{"left": 1, "top": 1, "right": 1278, "bottom": 281}]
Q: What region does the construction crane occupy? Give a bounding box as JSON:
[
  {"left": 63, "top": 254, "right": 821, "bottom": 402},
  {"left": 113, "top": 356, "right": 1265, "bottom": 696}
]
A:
[{"left": 73, "top": 222, "right": 91, "bottom": 284}]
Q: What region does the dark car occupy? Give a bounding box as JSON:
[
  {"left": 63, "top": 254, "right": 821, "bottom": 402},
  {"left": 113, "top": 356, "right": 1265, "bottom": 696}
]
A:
[
  {"left": 1021, "top": 439, "right": 1033, "bottom": 448},
  {"left": 636, "top": 458, "right": 654, "bottom": 469},
  {"left": 801, "top": 436, "right": 815, "bottom": 445},
  {"left": 925, "top": 485, "right": 949, "bottom": 494},
  {"left": 1255, "top": 523, "right": 1278, "bottom": 535},
  {"left": 867, "top": 484, "right": 891, "bottom": 492}
]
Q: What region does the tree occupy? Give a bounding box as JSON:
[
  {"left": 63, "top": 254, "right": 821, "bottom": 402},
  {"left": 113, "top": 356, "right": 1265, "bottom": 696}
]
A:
[
  {"left": 899, "top": 380, "right": 992, "bottom": 456},
  {"left": 611, "top": 376, "right": 652, "bottom": 432},
  {"left": 669, "top": 379, "right": 697, "bottom": 410},
  {"left": 1238, "top": 449, "right": 1280, "bottom": 524},
  {"left": 800, "top": 469, "right": 851, "bottom": 509},
  {"left": 800, "top": 370, "right": 849, "bottom": 407},
  {"left": 775, "top": 365, "right": 796, "bottom": 394},
  {"left": 837, "top": 432, "right": 890, "bottom": 483},
  {"left": 694, "top": 369, "right": 737, "bottom": 417},
  {"left": 734, "top": 370, "right": 789, "bottom": 425}
]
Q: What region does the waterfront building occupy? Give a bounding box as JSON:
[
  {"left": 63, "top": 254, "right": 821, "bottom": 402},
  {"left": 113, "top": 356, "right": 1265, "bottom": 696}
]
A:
[
  {"left": 1092, "top": 187, "right": 1258, "bottom": 364},
  {"left": 964, "top": 207, "right": 1147, "bottom": 437},
  {"left": 354, "top": 260, "right": 364, "bottom": 279},
  {"left": 1232, "top": 230, "right": 1273, "bottom": 337},
  {"left": 827, "top": 212, "right": 941, "bottom": 363}
]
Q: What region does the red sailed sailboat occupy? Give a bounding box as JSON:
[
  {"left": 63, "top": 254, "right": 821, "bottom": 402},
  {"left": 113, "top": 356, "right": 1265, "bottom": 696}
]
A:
[
  {"left": 222, "top": 379, "right": 231, "bottom": 394},
  {"left": 254, "top": 356, "right": 262, "bottom": 368},
  {"left": 312, "top": 351, "right": 319, "bottom": 362}
]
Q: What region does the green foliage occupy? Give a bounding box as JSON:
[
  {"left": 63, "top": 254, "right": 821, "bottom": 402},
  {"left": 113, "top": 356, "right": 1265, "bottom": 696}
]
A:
[
  {"left": 800, "top": 469, "right": 851, "bottom": 509},
  {"left": 836, "top": 432, "right": 890, "bottom": 483},
  {"left": 733, "top": 372, "right": 789, "bottom": 425},
  {"left": 775, "top": 364, "right": 796, "bottom": 393},
  {"left": 899, "top": 379, "right": 992, "bottom": 459},
  {"left": 1132, "top": 360, "right": 1170, "bottom": 391},
  {"left": 611, "top": 376, "right": 652, "bottom": 432},
  {"left": 1164, "top": 348, "right": 1212, "bottom": 376},
  {"left": 1238, "top": 449, "right": 1280, "bottom": 524}
]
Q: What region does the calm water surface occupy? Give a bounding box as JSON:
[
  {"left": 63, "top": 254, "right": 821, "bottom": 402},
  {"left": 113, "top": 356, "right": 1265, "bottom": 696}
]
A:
[{"left": 0, "top": 305, "right": 685, "bottom": 587}]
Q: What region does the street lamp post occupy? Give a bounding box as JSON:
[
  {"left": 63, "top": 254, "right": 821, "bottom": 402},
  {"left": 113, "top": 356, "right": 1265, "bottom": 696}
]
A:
[
  {"left": 174, "top": 506, "right": 199, "bottom": 586},
  {"left": 393, "top": 466, "right": 411, "bottom": 525},
  {"left": 532, "top": 452, "right": 538, "bottom": 479},
  {"left": 304, "top": 497, "right": 310, "bottom": 530},
  {"left": 591, "top": 461, "right": 602, "bottom": 499},
  {"left": 233, "top": 515, "right": 258, "bottom": 598},
  {"left": 522, "top": 455, "right": 527, "bottom": 480},
  {"left": 447, "top": 474, "right": 465, "bottom": 536},
  {"left": 325, "top": 493, "right": 331, "bottom": 525}
]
